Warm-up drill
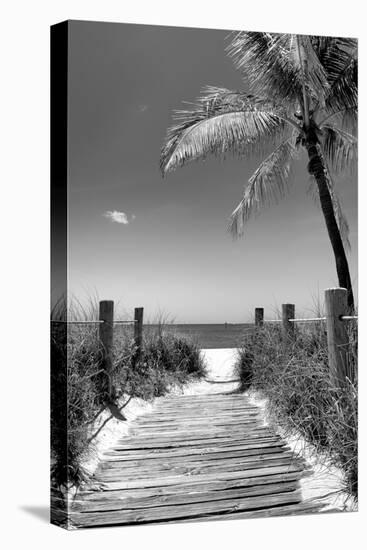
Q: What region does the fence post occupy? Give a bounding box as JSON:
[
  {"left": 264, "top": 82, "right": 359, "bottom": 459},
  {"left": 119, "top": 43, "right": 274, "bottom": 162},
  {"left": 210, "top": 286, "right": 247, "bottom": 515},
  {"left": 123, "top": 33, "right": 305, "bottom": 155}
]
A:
[
  {"left": 133, "top": 307, "right": 144, "bottom": 366},
  {"left": 282, "top": 303, "right": 295, "bottom": 338},
  {"left": 255, "top": 307, "right": 264, "bottom": 327},
  {"left": 99, "top": 300, "right": 114, "bottom": 396},
  {"left": 325, "top": 288, "right": 349, "bottom": 385}
]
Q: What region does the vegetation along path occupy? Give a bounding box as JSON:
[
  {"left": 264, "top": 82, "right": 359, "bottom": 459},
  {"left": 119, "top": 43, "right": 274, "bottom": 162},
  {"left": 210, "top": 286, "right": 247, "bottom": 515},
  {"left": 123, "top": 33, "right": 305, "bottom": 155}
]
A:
[{"left": 70, "top": 350, "right": 322, "bottom": 527}]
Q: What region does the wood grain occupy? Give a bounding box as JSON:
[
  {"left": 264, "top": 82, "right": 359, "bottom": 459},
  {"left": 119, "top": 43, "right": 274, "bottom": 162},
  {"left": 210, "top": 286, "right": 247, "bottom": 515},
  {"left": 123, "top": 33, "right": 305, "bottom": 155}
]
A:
[{"left": 69, "top": 391, "right": 315, "bottom": 528}]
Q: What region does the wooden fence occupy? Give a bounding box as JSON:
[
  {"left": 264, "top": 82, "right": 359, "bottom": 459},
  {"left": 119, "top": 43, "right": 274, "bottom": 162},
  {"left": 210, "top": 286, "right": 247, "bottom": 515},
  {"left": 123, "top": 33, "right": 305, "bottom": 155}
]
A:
[
  {"left": 254, "top": 287, "right": 357, "bottom": 386},
  {"left": 51, "top": 304, "right": 144, "bottom": 398},
  {"left": 98, "top": 302, "right": 144, "bottom": 391},
  {"left": 51, "top": 287, "right": 357, "bottom": 389}
]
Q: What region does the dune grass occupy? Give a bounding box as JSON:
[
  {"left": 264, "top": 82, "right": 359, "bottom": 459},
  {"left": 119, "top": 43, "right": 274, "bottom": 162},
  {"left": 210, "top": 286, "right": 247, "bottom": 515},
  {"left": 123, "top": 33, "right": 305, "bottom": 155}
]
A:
[
  {"left": 51, "top": 301, "right": 207, "bottom": 489},
  {"left": 234, "top": 321, "right": 358, "bottom": 499}
]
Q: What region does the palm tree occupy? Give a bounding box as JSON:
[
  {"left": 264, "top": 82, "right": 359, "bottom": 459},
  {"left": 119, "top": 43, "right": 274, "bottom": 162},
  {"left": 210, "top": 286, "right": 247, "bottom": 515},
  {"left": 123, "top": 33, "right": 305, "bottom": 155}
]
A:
[{"left": 160, "top": 33, "right": 357, "bottom": 310}]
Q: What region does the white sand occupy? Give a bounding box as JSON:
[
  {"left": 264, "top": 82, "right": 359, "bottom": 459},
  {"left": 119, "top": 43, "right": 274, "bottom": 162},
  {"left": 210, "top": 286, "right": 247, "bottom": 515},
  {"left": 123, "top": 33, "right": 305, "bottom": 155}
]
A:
[{"left": 79, "top": 347, "right": 357, "bottom": 513}]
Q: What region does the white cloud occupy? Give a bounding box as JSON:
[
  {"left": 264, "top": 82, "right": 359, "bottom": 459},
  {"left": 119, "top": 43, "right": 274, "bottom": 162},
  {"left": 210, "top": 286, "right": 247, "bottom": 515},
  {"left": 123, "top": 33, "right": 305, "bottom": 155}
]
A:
[
  {"left": 103, "top": 210, "right": 130, "bottom": 224},
  {"left": 138, "top": 104, "right": 148, "bottom": 112}
]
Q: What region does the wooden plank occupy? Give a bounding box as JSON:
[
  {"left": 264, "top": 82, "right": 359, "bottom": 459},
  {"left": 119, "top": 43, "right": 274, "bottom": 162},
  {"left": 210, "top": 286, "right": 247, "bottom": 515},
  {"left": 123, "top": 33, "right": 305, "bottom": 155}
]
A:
[
  {"left": 173, "top": 501, "right": 324, "bottom": 523},
  {"left": 114, "top": 426, "right": 278, "bottom": 443},
  {"left": 71, "top": 386, "right": 316, "bottom": 528},
  {"left": 134, "top": 410, "right": 261, "bottom": 420},
  {"left": 101, "top": 450, "right": 296, "bottom": 472},
  {"left": 73, "top": 481, "right": 298, "bottom": 513},
  {"left": 71, "top": 490, "right": 302, "bottom": 527},
  {"left": 111, "top": 435, "right": 281, "bottom": 450},
  {"left": 132, "top": 420, "right": 260, "bottom": 429},
  {"left": 133, "top": 420, "right": 261, "bottom": 428},
  {"left": 128, "top": 427, "right": 260, "bottom": 438},
  {"left": 136, "top": 409, "right": 260, "bottom": 418},
  {"left": 78, "top": 470, "right": 305, "bottom": 501},
  {"left": 103, "top": 444, "right": 290, "bottom": 464},
  {"left": 94, "top": 456, "right": 304, "bottom": 482},
  {"left": 117, "top": 428, "right": 272, "bottom": 440},
  {"left": 130, "top": 421, "right": 260, "bottom": 433},
  {"left": 103, "top": 441, "right": 289, "bottom": 461},
  {"left": 91, "top": 464, "right": 305, "bottom": 491},
  {"left": 108, "top": 437, "right": 285, "bottom": 460}
]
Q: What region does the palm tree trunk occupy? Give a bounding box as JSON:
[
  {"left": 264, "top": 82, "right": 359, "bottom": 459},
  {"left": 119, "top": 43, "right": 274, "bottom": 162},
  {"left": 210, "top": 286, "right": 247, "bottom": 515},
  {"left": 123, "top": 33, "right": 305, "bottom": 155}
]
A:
[{"left": 306, "top": 141, "right": 355, "bottom": 310}]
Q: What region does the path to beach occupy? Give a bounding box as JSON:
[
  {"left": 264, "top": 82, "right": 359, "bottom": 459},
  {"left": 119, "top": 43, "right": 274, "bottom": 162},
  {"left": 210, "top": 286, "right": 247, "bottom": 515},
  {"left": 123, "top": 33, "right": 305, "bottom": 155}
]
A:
[{"left": 70, "top": 349, "right": 322, "bottom": 528}]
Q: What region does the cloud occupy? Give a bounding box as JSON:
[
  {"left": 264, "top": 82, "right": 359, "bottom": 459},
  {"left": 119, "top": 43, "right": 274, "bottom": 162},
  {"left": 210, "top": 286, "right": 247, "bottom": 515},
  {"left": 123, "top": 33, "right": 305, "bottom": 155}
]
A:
[
  {"left": 103, "top": 210, "right": 130, "bottom": 224},
  {"left": 138, "top": 104, "right": 148, "bottom": 112}
]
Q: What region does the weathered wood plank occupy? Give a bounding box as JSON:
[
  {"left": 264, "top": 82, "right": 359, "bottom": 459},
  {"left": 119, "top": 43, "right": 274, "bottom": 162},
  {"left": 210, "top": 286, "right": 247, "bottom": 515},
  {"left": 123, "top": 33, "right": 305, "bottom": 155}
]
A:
[
  {"left": 71, "top": 490, "right": 302, "bottom": 527},
  {"left": 103, "top": 444, "right": 290, "bottom": 464},
  {"left": 103, "top": 441, "right": 289, "bottom": 461},
  {"left": 101, "top": 450, "right": 296, "bottom": 472},
  {"left": 91, "top": 464, "right": 305, "bottom": 491},
  {"left": 133, "top": 415, "right": 258, "bottom": 432},
  {"left": 73, "top": 481, "right": 298, "bottom": 513},
  {"left": 71, "top": 390, "right": 314, "bottom": 528},
  {"left": 173, "top": 501, "right": 324, "bottom": 523},
  {"left": 135, "top": 409, "right": 261, "bottom": 419},
  {"left": 78, "top": 470, "right": 306, "bottom": 501},
  {"left": 112, "top": 431, "right": 279, "bottom": 449},
  {"left": 94, "top": 456, "right": 305, "bottom": 482}
]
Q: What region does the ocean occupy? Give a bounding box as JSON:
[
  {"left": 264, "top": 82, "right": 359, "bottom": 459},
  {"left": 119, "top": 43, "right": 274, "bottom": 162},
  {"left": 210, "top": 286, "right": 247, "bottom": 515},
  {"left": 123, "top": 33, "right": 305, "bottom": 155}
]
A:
[
  {"left": 69, "top": 322, "right": 255, "bottom": 349},
  {"left": 146, "top": 323, "right": 254, "bottom": 349}
]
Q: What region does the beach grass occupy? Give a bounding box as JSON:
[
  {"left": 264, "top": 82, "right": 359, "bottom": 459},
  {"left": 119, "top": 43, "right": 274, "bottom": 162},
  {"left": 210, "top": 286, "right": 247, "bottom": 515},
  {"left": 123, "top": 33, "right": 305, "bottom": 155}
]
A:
[
  {"left": 234, "top": 321, "right": 358, "bottom": 499},
  {"left": 50, "top": 301, "right": 207, "bottom": 489}
]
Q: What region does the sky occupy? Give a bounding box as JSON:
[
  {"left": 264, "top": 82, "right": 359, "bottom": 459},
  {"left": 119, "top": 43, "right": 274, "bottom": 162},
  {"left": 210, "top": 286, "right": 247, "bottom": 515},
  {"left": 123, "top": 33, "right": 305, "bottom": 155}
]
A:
[{"left": 67, "top": 21, "right": 358, "bottom": 323}]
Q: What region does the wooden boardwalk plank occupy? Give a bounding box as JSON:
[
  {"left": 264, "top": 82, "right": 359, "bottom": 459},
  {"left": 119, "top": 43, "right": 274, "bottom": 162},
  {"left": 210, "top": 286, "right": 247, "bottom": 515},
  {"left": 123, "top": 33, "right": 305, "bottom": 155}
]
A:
[
  {"left": 104, "top": 441, "right": 289, "bottom": 461},
  {"left": 177, "top": 501, "right": 324, "bottom": 523},
  {"left": 70, "top": 391, "right": 314, "bottom": 528},
  {"left": 77, "top": 471, "right": 306, "bottom": 501},
  {"left": 73, "top": 481, "right": 298, "bottom": 512},
  {"left": 89, "top": 464, "right": 305, "bottom": 491},
  {"left": 72, "top": 490, "right": 303, "bottom": 527},
  {"left": 103, "top": 446, "right": 291, "bottom": 465},
  {"left": 97, "top": 453, "right": 301, "bottom": 478}
]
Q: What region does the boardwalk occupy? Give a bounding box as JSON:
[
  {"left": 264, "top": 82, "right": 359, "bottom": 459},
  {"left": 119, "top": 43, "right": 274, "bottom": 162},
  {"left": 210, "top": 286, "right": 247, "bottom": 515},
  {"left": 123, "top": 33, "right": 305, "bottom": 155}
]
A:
[{"left": 70, "top": 351, "right": 321, "bottom": 528}]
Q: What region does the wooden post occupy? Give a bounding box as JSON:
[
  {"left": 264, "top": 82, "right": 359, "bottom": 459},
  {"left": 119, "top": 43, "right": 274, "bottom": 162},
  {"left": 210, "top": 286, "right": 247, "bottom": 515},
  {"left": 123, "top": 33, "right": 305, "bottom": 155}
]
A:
[
  {"left": 282, "top": 303, "right": 295, "bottom": 338},
  {"left": 133, "top": 307, "right": 144, "bottom": 365},
  {"left": 99, "top": 300, "right": 114, "bottom": 396},
  {"left": 325, "top": 288, "right": 349, "bottom": 385},
  {"left": 255, "top": 308, "right": 264, "bottom": 327}
]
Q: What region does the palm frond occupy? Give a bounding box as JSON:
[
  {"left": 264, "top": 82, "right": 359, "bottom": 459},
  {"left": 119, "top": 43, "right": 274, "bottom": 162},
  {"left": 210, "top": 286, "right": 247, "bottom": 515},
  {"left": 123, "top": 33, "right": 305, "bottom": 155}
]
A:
[
  {"left": 321, "top": 125, "right": 357, "bottom": 174},
  {"left": 293, "top": 35, "right": 330, "bottom": 109},
  {"left": 314, "top": 38, "right": 358, "bottom": 117},
  {"left": 325, "top": 57, "right": 357, "bottom": 113},
  {"left": 311, "top": 36, "right": 357, "bottom": 85},
  {"left": 160, "top": 87, "right": 292, "bottom": 174},
  {"left": 228, "top": 32, "right": 330, "bottom": 111},
  {"left": 319, "top": 107, "right": 358, "bottom": 136},
  {"left": 227, "top": 32, "right": 302, "bottom": 105},
  {"left": 229, "top": 136, "right": 298, "bottom": 237}
]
